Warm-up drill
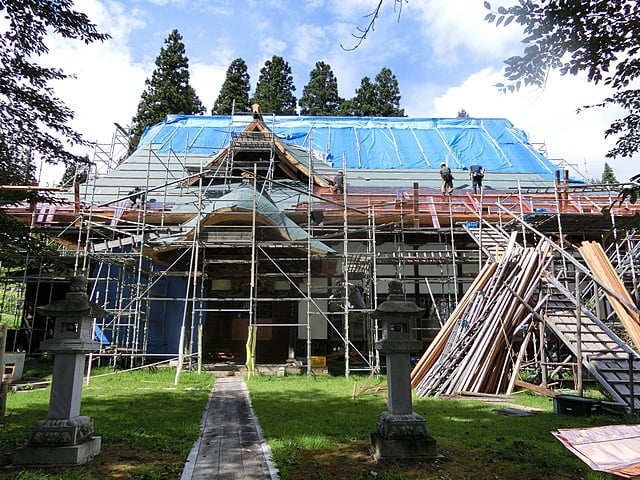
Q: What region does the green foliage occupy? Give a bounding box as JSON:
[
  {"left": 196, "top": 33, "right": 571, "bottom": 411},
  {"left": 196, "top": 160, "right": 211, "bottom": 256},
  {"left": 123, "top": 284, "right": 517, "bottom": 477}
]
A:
[
  {"left": 0, "top": 0, "right": 107, "bottom": 267},
  {"left": 0, "top": 274, "right": 25, "bottom": 328},
  {"left": 616, "top": 184, "right": 640, "bottom": 205},
  {"left": 485, "top": 0, "right": 640, "bottom": 159},
  {"left": 299, "top": 61, "right": 343, "bottom": 116},
  {"left": 601, "top": 162, "right": 618, "bottom": 184},
  {"left": 59, "top": 158, "right": 89, "bottom": 187},
  {"left": 375, "top": 67, "right": 405, "bottom": 117},
  {"left": 0, "top": 213, "right": 61, "bottom": 269},
  {"left": 252, "top": 55, "right": 297, "bottom": 115},
  {"left": 0, "top": 0, "right": 109, "bottom": 171},
  {"left": 340, "top": 76, "right": 377, "bottom": 115},
  {"left": 340, "top": 67, "right": 404, "bottom": 116},
  {"left": 212, "top": 57, "right": 251, "bottom": 114},
  {"left": 129, "top": 29, "right": 205, "bottom": 152}
]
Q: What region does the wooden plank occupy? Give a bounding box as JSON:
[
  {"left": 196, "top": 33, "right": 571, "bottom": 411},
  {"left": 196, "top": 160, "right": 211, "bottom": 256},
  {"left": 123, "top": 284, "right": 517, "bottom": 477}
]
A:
[
  {"left": 513, "top": 379, "right": 558, "bottom": 397},
  {"left": 579, "top": 241, "right": 640, "bottom": 348},
  {"left": 425, "top": 196, "right": 441, "bottom": 229}
]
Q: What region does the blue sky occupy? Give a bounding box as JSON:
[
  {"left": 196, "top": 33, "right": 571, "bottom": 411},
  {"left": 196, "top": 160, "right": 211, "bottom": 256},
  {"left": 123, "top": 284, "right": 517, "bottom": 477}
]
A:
[{"left": 40, "top": 0, "right": 636, "bottom": 183}]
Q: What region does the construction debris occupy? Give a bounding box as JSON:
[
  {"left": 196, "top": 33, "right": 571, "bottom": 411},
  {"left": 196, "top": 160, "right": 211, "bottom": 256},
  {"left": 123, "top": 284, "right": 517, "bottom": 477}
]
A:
[
  {"left": 411, "top": 229, "right": 640, "bottom": 413},
  {"left": 411, "top": 234, "right": 552, "bottom": 396}
]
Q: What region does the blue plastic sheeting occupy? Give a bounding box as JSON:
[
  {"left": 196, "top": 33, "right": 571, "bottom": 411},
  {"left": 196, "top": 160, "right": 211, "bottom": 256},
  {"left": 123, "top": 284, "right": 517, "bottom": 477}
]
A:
[
  {"left": 93, "top": 324, "right": 111, "bottom": 347},
  {"left": 138, "top": 115, "right": 559, "bottom": 179}
]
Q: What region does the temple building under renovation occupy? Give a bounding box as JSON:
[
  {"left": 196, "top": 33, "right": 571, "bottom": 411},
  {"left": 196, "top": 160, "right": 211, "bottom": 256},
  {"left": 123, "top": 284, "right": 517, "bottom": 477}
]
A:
[{"left": 4, "top": 110, "right": 640, "bottom": 412}]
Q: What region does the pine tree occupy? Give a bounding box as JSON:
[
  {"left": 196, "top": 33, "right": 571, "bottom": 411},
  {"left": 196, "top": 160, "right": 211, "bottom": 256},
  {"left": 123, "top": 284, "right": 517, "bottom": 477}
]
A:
[
  {"left": 299, "top": 61, "right": 343, "bottom": 116},
  {"left": 375, "top": 67, "right": 404, "bottom": 117},
  {"left": 59, "top": 160, "right": 89, "bottom": 187},
  {"left": 252, "top": 55, "right": 297, "bottom": 115},
  {"left": 129, "top": 29, "right": 205, "bottom": 152},
  {"left": 339, "top": 68, "right": 404, "bottom": 117},
  {"left": 337, "top": 98, "right": 358, "bottom": 116},
  {"left": 212, "top": 58, "right": 251, "bottom": 115},
  {"left": 341, "top": 76, "right": 378, "bottom": 116},
  {"left": 602, "top": 162, "right": 618, "bottom": 184}
]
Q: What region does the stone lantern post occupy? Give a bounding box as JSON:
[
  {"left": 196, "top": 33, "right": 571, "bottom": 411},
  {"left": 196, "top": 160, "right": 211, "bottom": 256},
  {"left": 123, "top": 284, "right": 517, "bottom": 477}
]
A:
[
  {"left": 14, "top": 276, "right": 105, "bottom": 466},
  {"left": 370, "top": 279, "right": 438, "bottom": 461}
]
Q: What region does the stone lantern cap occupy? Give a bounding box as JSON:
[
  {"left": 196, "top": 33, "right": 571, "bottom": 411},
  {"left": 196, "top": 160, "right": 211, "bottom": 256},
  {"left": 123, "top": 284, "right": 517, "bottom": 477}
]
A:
[
  {"left": 37, "top": 276, "right": 108, "bottom": 318},
  {"left": 374, "top": 280, "right": 424, "bottom": 354},
  {"left": 375, "top": 280, "right": 425, "bottom": 315},
  {"left": 37, "top": 276, "right": 106, "bottom": 354}
]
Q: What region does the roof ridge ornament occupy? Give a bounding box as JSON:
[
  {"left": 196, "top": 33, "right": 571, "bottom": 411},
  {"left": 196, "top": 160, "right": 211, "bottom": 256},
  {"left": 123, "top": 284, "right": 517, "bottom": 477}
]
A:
[{"left": 251, "top": 103, "right": 263, "bottom": 121}]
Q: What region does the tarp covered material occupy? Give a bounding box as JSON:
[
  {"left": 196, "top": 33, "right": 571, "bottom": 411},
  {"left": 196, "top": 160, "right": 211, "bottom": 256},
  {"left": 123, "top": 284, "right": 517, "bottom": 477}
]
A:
[
  {"left": 138, "top": 115, "right": 560, "bottom": 180},
  {"left": 552, "top": 425, "right": 640, "bottom": 478}
]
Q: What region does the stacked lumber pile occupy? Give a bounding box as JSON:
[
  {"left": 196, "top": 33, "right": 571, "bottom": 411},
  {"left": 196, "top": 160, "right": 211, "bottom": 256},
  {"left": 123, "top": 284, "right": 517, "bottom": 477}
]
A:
[
  {"left": 411, "top": 235, "right": 552, "bottom": 397},
  {"left": 578, "top": 240, "right": 640, "bottom": 348}
]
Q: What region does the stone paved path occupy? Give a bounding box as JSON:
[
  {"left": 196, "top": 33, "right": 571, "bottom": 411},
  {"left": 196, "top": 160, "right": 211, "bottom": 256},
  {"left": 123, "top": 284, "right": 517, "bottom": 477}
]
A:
[{"left": 181, "top": 377, "right": 278, "bottom": 480}]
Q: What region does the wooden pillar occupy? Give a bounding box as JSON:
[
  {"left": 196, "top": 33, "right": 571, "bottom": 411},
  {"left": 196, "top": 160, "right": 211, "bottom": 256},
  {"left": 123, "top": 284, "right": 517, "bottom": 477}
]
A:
[{"left": 413, "top": 182, "right": 420, "bottom": 228}]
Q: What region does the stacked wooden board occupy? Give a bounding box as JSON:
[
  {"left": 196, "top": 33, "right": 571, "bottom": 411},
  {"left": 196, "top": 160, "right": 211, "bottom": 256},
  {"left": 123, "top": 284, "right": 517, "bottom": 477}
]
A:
[
  {"left": 411, "top": 233, "right": 553, "bottom": 396},
  {"left": 411, "top": 234, "right": 640, "bottom": 411},
  {"left": 578, "top": 241, "right": 640, "bottom": 348}
]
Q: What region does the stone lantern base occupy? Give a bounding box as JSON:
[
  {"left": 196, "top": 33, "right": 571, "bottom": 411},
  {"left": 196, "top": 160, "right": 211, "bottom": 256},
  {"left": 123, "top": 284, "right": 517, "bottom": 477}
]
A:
[
  {"left": 13, "top": 416, "right": 101, "bottom": 466},
  {"left": 370, "top": 411, "right": 438, "bottom": 461}
]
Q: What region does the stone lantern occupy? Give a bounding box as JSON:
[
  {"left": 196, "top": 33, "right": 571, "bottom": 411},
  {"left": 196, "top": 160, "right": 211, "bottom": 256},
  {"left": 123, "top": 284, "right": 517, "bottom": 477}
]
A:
[
  {"left": 370, "top": 279, "right": 438, "bottom": 461},
  {"left": 14, "top": 276, "right": 106, "bottom": 466}
]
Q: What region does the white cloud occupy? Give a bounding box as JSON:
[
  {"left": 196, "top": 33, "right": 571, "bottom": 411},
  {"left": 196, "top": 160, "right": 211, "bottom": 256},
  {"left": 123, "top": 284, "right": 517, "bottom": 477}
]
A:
[
  {"left": 44, "top": 3, "right": 148, "bottom": 139},
  {"left": 428, "top": 68, "right": 636, "bottom": 181},
  {"left": 411, "top": 0, "right": 522, "bottom": 63},
  {"left": 191, "top": 63, "right": 227, "bottom": 114},
  {"left": 290, "top": 24, "right": 334, "bottom": 66}
]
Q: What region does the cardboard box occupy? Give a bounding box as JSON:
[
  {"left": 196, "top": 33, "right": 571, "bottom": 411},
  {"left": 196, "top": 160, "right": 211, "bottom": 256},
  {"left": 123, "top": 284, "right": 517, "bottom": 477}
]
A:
[{"left": 310, "top": 356, "right": 326, "bottom": 368}]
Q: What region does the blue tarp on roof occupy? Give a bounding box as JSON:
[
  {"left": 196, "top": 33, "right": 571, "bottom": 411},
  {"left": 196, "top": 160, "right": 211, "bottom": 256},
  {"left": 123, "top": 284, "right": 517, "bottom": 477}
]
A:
[{"left": 138, "top": 115, "right": 559, "bottom": 179}]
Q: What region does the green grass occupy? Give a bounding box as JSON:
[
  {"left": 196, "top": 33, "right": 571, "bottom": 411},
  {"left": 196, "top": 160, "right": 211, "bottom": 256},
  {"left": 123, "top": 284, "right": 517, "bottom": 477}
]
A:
[
  {"left": 0, "top": 366, "right": 213, "bottom": 480},
  {"left": 0, "top": 368, "right": 636, "bottom": 480},
  {"left": 247, "top": 375, "right": 636, "bottom": 480}
]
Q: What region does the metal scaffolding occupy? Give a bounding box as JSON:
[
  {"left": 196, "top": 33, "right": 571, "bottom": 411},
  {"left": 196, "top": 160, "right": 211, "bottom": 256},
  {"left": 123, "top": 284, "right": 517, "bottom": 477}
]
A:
[{"left": 3, "top": 116, "right": 640, "bottom": 386}]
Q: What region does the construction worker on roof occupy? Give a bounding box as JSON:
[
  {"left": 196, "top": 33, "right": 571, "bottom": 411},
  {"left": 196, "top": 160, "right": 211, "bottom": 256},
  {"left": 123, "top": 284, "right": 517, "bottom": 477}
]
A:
[
  {"left": 439, "top": 162, "right": 453, "bottom": 195},
  {"left": 469, "top": 164, "right": 485, "bottom": 194}
]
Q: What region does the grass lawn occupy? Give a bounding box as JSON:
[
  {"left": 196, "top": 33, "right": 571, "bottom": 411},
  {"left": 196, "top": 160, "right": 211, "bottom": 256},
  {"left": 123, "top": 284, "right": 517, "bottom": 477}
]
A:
[
  {"left": 0, "top": 365, "right": 213, "bottom": 480},
  {"left": 247, "top": 375, "right": 636, "bottom": 480},
  {"left": 0, "top": 364, "right": 636, "bottom": 480}
]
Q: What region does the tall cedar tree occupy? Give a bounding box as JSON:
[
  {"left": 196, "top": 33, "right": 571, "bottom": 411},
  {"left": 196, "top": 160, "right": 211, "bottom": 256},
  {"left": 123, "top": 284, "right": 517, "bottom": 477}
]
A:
[
  {"left": 252, "top": 55, "right": 297, "bottom": 115},
  {"left": 375, "top": 67, "right": 404, "bottom": 117},
  {"left": 340, "top": 68, "right": 404, "bottom": 116},
  {"left": 602, "top": 163, "right": 618, "bottom": 184},
  {"left": 212, "top": 58, "right": 251, "bottom": 114},
  {"left": 130, "top": 29, "right": 204, "bottom": 152},
  {"left": 485, "top": 2, "right": 640, "bottom": 160},
  {"left": 299, "top": 61, "right": 343, "bottom": 115},
  {"left": 340, "top": 76, "right": 378, "bottom": 116},
  {"left": 0, "top": 0, "right": 109, "bottom": 267}
]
